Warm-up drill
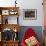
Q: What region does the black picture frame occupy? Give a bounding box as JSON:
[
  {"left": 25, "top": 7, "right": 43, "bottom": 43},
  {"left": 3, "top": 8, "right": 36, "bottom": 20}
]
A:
[{"left": 23, "top": 9, "right": 37, "bottom": 20}]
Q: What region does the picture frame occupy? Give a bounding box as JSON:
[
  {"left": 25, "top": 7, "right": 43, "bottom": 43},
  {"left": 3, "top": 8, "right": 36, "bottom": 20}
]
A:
[
  {"left": 23, "top": 9, "right": 37, "bottom": 20},
  {"left": 9, "top": 10, "right": 18, "bottom": 15},
  {"left": 2, "top": 10, "right": 9, "bottom": 15}
]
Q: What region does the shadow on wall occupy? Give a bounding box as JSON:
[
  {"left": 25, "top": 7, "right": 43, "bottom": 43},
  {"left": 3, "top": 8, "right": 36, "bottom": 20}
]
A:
[{"left": 18, "top": 26, "right": 43, "bottom": 44}]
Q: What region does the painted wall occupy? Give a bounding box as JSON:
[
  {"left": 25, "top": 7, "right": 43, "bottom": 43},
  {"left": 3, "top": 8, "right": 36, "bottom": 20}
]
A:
[
  {"left": 0, "top": 0, "right": 44, "bottom": 26},
  {"left": 18, "top": 26, "right": 43, "bottom": 44},
  {"left": 18, "top": 0, "right": 44, "bottom": 26}
]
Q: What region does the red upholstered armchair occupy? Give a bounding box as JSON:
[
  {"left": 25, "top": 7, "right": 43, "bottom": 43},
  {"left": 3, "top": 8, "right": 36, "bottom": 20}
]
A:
[{"left": 21, "top": 28, "right": 41, "bottom": 46}]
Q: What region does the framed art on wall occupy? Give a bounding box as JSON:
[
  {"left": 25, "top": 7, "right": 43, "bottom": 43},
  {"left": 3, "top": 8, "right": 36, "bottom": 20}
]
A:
[
  {"left": 23, "top": 9, "right": 37, "bottom": 20},
  {"left": 2, "top": 10, "right": 9, "bottom": 15}
]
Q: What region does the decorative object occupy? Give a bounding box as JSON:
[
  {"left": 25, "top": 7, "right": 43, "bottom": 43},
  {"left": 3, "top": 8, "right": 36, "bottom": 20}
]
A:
[
  {"left": 14, "top": 28, "right": 17, "bottom": 32},
  {"left": 23, "top": 9, "right": 37, "bottom": 20},
  {"left": 15, "top": 0, "right": 17, "bottom": 7},
  {"left": 9, "top": 10, "right": 18, "bottom": 15},
  {"left": 2, "top": 10, "right": 9, "bottom": 15}
]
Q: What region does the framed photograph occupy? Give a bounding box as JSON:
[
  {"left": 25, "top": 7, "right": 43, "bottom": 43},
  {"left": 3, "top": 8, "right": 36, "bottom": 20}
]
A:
[{"left": 23, "top": 9, "right": 37, "bottom": 20}]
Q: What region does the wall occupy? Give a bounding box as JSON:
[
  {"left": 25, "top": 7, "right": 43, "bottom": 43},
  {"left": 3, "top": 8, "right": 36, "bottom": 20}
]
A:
[
  {"left": 0, "top": 0, "right": 44, "bottom": 26},
  {"left": 18, "top": 0, "right": 44, "bottom": 26},
  {"left": 18, "top": 26, "right": 43, "bottom": 44}
]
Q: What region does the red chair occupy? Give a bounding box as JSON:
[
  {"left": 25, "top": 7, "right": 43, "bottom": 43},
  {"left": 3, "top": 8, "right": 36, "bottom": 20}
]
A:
[{"left": 21, "top": 28, "right": 41, "bottom": 46}]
